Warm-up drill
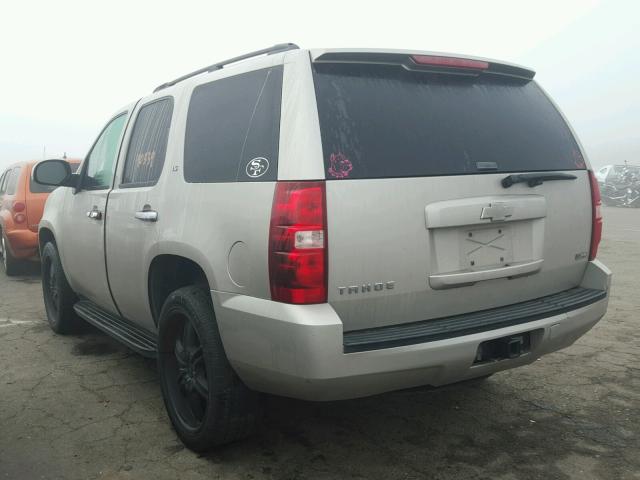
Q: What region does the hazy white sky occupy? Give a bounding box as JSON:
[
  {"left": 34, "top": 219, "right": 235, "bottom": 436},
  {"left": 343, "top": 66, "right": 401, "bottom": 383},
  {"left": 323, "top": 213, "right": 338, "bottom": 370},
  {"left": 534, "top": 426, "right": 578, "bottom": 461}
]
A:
[{"left": 1, "top": 0, "right": 638, "bottom": 170}]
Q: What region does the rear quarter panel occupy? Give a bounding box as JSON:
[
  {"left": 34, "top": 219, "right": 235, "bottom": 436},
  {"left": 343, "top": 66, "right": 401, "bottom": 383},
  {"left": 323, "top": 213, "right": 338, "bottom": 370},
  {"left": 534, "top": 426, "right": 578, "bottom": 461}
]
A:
[{"left": 147, "top": 55, "right": 290, "bottom": 300}]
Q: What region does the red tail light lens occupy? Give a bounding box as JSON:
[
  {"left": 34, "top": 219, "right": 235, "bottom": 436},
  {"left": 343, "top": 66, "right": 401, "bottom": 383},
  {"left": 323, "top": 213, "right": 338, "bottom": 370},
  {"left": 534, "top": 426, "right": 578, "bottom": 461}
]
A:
[
  {"left": 269, "top": 181, "right": 327, "bottom": 304},
  {"left": 12, "top": 202, "right": 26, "bottom": 213},
  {"left": 411, "top": 55, "right": 489, "bottom": 70},
  {"left": 588, "top": 170, "right": 602, "bottom": 260}
]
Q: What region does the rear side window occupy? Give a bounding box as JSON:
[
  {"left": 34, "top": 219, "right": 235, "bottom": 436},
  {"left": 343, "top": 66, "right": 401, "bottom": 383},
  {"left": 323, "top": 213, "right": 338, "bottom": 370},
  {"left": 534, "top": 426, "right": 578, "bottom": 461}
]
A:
[
  {"left": 30, "top": 162, "right": 80, "bottom": 193},
  {"left": 5, "top": 167, "right": 21, "bottom": 195},
  {"left": 122, "top": 97, "right": 174, "bottom": 187},
  {"left": 313, "top": 63, "right": 584, "bottom": 180},
  {"left": 184, "top": 66, "right": 283, "bottom": 183}
]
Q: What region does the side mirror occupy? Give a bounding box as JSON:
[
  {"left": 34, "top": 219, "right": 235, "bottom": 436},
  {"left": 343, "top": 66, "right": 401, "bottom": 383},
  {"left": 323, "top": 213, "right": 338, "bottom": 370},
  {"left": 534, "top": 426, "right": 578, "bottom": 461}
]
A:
[{"left": 33, "top": 159, "right": 75, "bottom": 187}]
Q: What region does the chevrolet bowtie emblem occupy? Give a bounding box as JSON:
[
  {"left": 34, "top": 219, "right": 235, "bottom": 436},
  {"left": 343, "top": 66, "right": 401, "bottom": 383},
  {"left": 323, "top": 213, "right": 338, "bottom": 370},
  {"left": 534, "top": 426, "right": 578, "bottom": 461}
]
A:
[{"left": 480, "top": 202, "right": 514, "bottom": 222}]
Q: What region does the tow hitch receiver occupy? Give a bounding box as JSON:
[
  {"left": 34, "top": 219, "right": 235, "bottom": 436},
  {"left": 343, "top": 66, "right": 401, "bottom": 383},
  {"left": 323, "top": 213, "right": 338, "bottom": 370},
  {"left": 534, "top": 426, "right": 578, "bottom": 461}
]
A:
[{"left": 474, "top": 333, "right": 531, "bottom": 364}]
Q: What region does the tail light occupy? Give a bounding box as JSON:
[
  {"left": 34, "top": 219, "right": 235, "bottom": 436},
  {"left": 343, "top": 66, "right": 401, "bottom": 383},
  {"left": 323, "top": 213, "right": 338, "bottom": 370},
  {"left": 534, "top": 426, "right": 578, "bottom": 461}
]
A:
[
  {"left": 588, "top": 170, "right": 602, "bottom": 260},
  {"left": 269, "top": 181, "right": 327, "bottom": 304},
  {"left": 12, "top": 202, "right": 26, "bottom": 224}
]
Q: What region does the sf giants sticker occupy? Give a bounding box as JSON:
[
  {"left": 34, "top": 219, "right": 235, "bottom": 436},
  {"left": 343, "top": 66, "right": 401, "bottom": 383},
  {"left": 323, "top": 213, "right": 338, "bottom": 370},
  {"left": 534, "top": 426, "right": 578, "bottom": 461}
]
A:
[{"left": 246, "top": 157, "right": 269, "bottom": 178}]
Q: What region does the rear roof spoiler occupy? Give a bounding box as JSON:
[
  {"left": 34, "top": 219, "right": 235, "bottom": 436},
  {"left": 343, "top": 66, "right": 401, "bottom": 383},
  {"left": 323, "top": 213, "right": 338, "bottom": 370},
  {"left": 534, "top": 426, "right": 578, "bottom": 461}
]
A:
[{"left": 312, "top": 51, "right": 535, "bottom": 81}]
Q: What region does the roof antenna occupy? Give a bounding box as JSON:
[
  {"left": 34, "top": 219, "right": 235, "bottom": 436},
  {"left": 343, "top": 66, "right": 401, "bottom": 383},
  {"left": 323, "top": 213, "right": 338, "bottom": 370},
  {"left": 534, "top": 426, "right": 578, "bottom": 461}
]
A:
[{"left": 63, "top": 152, "right": 67, "bottom": 160}]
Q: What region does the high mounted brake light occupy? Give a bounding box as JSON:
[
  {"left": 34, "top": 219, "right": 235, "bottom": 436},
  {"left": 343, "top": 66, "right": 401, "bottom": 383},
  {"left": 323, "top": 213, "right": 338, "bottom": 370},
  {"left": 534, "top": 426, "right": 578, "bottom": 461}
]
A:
[
  {"left": 269, "top": 181, "right": 327, "bottom": 304},
  {"left": 588, "top": 170, "right": 603, "bottom": 260},
  {"left": 411, "top": 55, "right": 489, "bottom": 70},
  {"left": 313, "top": 52, "right": 535, "bottom": 80}
]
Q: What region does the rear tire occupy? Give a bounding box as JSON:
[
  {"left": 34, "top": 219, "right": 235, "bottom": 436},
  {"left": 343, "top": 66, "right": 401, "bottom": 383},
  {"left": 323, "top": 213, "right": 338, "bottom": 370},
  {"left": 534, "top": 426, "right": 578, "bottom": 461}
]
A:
[
  {"left": 157, "top": 286, "right": 260, "bottom": 451},
  {"left": 1, "top": 233, "right": 21, "bottom": 276},
  {"left": 41, "top": 242, "right": 81, "bottom": 334}
]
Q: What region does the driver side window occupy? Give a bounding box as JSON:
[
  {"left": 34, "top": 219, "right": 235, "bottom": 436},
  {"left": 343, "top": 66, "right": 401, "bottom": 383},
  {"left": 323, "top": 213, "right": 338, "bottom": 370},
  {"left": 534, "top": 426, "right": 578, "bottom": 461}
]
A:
[{"left": 83, "top": 113, "right": 128, "bottom": 190}]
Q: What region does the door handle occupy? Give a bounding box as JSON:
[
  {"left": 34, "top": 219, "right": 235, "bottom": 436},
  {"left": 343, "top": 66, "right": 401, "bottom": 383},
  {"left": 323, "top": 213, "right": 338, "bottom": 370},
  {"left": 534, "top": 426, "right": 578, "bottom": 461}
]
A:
[
  {"left": 135, "top": 209, "right": 158, "bottom": 222},
  {"left": 86, "top": 207, "right": 102, "bottom": 220}
]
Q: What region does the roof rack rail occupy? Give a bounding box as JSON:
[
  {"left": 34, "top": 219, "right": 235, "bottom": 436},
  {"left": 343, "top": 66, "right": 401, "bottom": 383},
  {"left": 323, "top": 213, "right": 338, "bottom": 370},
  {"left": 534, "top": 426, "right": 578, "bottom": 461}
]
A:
[{"left": 153, "top": 43, "right": 300, "bottom": 93}]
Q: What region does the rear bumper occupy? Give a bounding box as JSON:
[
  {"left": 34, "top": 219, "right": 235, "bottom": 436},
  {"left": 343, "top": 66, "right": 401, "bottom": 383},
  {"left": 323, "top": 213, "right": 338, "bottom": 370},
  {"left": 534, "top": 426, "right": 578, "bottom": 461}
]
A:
[
  {"left": 213, "top": 260, "right": 611, "bottom": 401},
  {"left": 5, "top": 228, "right": 39, "bottom": 259}
]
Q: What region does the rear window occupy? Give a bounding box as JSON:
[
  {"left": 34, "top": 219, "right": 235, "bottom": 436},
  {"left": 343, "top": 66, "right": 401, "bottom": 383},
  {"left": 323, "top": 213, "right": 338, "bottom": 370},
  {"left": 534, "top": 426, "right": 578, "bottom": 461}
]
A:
[
  {"left": 30, "top": 162, "right": 79, "bottom": 193},
  {"left": 0, "top": 170, "right": 9, "bottom": 194},
  {"left": 6, "top": 167, "right": 21, "bottom": 195},
  {"left": 313, "top": 63, "right": 584, "bottom": 180},
  {"left": 184, "top": 66, "right": 283, "bottom": 183}
]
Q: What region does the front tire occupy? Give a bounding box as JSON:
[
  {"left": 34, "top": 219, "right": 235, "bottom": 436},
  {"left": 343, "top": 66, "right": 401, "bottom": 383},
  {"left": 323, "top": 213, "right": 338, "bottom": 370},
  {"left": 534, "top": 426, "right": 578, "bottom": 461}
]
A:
[
  {"left": 157, "top": 286, "right": 260, "bottom": 451},
  {"left": 41, "top": 242, "right": 81, "bottom": 334},
  {"left": 1, "top": 233, "right": 21, "bottom": 276}
]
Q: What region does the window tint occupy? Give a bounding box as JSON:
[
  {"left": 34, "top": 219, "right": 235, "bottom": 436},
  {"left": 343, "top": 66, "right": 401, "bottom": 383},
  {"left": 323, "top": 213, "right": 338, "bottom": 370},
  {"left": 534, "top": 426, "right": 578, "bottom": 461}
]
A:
[
  {"left": 30, "top": 162, "right": 79, "bottom": 193},
  {"left": 83, "top": 114, "right": 128, "bottom": 189},
  {"left": 184, "top": 66, "right": 283, "bottom": 183},
  {"left": 122, "top": 98, "right": 173, "bottom": 186},
  {"left": 6, "top": 167, "right": 21, "bottom": 195},
  {"left": 313, "top": 64, "right": 584, "bottom": 180}
]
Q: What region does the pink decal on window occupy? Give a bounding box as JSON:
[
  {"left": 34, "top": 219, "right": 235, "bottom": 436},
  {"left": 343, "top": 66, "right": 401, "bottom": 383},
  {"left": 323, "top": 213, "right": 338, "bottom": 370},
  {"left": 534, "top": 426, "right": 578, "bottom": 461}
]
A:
[{"left": 328, "top": 153, "right": 353, "bottom": 179}]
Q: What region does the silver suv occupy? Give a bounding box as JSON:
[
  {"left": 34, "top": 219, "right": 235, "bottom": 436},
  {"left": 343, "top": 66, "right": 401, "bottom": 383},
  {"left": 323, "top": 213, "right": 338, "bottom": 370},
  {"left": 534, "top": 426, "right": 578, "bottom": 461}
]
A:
[{"left": 34, "top": 44, "right": 611, "bottom": 451}]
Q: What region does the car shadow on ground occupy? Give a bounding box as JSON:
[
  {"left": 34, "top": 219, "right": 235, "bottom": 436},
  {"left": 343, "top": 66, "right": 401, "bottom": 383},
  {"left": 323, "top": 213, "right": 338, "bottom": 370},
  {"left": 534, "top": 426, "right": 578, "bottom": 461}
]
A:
[{"left": 7, "top": 260, "right": 41, "bottom": 281}]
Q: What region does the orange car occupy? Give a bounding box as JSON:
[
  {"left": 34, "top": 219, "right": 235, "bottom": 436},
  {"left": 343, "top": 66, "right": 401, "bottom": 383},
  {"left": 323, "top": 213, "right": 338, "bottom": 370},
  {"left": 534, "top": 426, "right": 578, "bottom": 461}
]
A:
[{"left": 0, "top": 159, "right": 80, "bottom": 275}]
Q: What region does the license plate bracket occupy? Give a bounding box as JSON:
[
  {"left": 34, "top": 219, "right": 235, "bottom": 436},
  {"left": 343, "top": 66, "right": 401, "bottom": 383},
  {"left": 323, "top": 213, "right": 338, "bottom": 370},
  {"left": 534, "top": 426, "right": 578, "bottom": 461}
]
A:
[{"left": 462, "top": 226, "right": 514, "bottom": 269}]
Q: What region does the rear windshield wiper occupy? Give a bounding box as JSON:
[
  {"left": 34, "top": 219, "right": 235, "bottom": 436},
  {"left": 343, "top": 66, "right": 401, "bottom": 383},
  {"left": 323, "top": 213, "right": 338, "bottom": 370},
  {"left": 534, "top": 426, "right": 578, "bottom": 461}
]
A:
[{"left": 501, "top": 172, "right": 577, "bottom": 188}]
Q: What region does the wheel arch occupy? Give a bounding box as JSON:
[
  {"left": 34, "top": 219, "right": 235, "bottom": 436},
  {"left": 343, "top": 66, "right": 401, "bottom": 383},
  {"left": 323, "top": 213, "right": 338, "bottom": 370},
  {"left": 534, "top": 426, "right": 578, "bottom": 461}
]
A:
[
  {"left": 147, "top": 252, "right": 213, "bottom": 326},
  {"left": 39, "top": 226, "right": 56, "bottom": 251}
]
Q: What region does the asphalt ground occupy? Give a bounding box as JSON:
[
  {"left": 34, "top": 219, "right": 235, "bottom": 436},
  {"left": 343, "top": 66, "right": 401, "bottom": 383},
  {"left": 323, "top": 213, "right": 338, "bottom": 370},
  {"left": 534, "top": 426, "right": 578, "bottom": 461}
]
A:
[{"left": 0, "top": 205, "right": 638, "bottom": 480}]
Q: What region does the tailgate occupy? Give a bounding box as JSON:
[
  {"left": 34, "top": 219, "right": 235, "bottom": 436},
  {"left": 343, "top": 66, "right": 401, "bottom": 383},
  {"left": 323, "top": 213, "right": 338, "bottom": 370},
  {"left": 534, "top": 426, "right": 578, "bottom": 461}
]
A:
[
  {"left": 311, "top": 53, "right": 592, "bottom": 332},
  {"left": 326, "top": 174, "right": 591, "bottom": 331}
]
